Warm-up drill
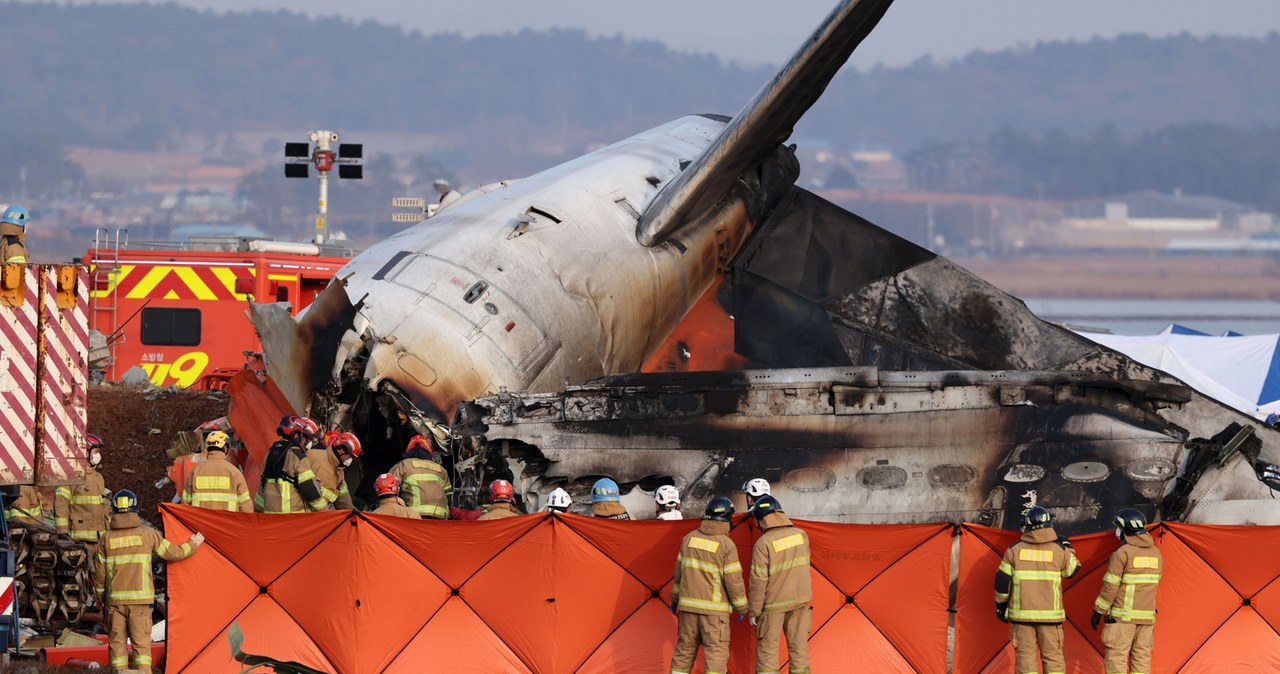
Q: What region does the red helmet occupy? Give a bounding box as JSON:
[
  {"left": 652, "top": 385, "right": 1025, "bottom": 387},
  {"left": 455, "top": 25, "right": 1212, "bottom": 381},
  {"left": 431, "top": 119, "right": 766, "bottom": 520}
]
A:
[
  {"left": 321, "top": 430, "right": 341, "bottom": 448},
  {"left": 85, "top": 433, "right": 105, "bottom": 450},
  {"left": 374, "top": 473, "right": 399, "bottom": 497},
  {"left": 489, "top": 479, "right": 514, "bottom": 503},
  {"left": 332, "top": 432, "right": 362, "bottom": 458},
  {"left": 277, "top": 415, "right": 320, "bottom": 441},
  {"left": 405, "top": 434, "right": 433, "bottom": 456}
]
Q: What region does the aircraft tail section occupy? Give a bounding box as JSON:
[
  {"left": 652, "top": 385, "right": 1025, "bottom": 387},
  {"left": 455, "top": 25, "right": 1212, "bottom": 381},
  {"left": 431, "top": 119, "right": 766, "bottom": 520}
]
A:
[{"left": 638, "top": 0, "right": 896, "bottom": 246}]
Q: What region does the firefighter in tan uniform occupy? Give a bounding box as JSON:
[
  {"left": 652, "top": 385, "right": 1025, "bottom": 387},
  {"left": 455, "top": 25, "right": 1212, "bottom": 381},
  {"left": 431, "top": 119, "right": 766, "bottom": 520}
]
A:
[
  {"left": 55, "top": 433, "right": 110, "bottom": 553},
  {"left": 748, "top": 495, "right": 812, "bottom": 674},
  {"left": 95, "top": 490, "right": 203, "bottom": 674},
  {"left": 181, "top": 431, "right": 252, "bottom": 512},
  {"left": 0, "top": 205, "right": 30, "bottom": 263},
  {"left": 309, "top": 431, "right": 361, "bottom": 510},
  {"left": 478, "top": 480, "right": 520, "bottom": 520},
  {"left": 1091, "top": 508, "right": 1163, "bottom": 674},
  {"left": 389, "top": 434, "right": 451, "bottom": 519},
  {"left": 590, "top": 477, "right": 632, "bottom": 519},
  {"left": 371, "top": 474, "right": 421, "bottom": 519},
  {"left": 6, "top": 485, "right": 45, "bottom": 525},
  {"left": 254, "top": 416, "right": 327, "bottom": 514},
  {"left": 669, "top": 495, "right": 747, "bottom": 674},
  {"left": 994, "top": 506, "right": 1080, "bottom": 674}
]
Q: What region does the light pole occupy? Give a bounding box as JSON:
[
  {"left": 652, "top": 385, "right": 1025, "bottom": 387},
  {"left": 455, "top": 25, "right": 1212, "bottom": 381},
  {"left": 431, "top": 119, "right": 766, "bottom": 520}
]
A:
[{"left": 283, "top": 130, "right": 363, "bottom": 244}]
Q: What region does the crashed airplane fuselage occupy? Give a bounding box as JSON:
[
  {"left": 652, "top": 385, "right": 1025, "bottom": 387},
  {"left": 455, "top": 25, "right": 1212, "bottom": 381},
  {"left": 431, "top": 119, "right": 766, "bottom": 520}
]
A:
[{"left": 251, "top": 0, "right": 1278, "bottom": 533}]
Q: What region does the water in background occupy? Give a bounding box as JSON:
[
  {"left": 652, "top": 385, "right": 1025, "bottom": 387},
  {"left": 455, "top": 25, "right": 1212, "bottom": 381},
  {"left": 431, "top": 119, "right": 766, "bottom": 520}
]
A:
[{"left": 1023, "top": 298, "right": 1280, "bottom": 336}]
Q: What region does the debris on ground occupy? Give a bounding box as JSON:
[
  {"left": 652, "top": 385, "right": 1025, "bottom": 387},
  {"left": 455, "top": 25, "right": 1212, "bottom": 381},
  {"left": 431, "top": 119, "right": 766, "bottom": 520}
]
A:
[{"left": 88, "top": 384, "right": 229, "bottom": 525}]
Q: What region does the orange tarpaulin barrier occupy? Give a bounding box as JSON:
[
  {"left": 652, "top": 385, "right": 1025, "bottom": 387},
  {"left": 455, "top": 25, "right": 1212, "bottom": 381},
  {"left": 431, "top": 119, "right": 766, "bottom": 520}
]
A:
[
  {"left": 164, "top": 507, "right": 1280, "bottom": 673},
  {"left": 162, "top": 506, "right": 950, "bottom": 674}
]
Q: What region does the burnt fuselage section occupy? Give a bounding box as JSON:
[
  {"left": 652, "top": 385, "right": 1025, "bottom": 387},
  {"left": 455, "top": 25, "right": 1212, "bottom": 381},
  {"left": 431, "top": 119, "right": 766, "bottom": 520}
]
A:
[{"left": 466, "top": 367, "right": 1190, "bottom": 536}]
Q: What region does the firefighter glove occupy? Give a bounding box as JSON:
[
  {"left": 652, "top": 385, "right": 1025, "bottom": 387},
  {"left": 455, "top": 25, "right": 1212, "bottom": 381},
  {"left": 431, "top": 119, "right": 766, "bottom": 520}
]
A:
[
  {"left": 668, "top": 599, "right": 678, "bottom": 615},
  {"left": 737, "top": 612, "right": 746, "bottom": 623},
  {"left": 1090, "top": 611, "right": 1104, "bottom": 631},
  {"left": 1057, "top": 536, "right": 1073, "bottom": 549},
  {"left": 996, "top": 602, "right": 1009, "bottom": 623}
]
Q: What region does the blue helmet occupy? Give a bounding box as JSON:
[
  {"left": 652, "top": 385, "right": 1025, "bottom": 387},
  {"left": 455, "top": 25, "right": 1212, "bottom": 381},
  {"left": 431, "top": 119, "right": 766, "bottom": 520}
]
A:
[
  {"left": 1, "top": 205, "right": 29, "bottom": 228},
  {"left": 591, "top": 477, "right": 620, "bottom": 503}
]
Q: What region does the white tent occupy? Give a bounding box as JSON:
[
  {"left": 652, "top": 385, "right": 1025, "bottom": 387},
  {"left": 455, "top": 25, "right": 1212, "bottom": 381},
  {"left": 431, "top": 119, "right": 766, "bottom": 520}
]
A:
[{"left": 1079, "top": 325, "right": 1280, "bottom": 419}]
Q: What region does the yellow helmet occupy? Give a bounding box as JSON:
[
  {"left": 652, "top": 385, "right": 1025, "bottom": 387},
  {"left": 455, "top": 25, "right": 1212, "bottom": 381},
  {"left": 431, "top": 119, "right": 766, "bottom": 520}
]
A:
[{"left": 204, "top": 430, "right": 230, "bottom": 451}]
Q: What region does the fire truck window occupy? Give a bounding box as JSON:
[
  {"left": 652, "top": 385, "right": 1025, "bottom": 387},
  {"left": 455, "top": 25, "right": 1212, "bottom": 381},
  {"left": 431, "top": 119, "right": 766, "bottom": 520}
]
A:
[
  {"left": 140, "top": 308, "right": 202, "bottom": 346},
  {"left": 276, "top": 285, "right": 289, "bottom": 303}
]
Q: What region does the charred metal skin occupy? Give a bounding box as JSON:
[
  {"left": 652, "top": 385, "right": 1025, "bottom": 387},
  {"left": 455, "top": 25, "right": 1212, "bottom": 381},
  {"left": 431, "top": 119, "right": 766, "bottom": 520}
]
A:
[
  {"left": 466, "top": 367, "right": 1190, "bottom": 536},
  {"left": 250, "top": 0, "right": 1279, "bottom": 529}
]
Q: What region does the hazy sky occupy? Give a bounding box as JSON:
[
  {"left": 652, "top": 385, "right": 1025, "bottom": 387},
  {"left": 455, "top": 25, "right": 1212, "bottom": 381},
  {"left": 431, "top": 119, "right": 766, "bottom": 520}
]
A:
[{"left": 74, "top": 0, "right": 1280, "bottom": 67}]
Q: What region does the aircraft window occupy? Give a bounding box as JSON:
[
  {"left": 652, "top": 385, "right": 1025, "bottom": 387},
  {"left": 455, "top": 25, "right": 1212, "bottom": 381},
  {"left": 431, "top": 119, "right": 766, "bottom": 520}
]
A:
[
  {"left": 857, "top": 465, "right": 907, "bottom": 490},
  {"left": 463, "top": 281, "right": 488, "bottom": 304},
  {"left": 1061, "top": 461, "right": 1110, "bottom": 483},
  {"left": 140, "top": 308, "right": 201, "bottom": 346}
]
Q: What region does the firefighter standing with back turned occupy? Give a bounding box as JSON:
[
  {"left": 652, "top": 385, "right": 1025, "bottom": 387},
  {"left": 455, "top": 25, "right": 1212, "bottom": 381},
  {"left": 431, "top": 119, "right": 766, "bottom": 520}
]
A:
[
  {"left": 389, "top": 434, "right": 451, "bottom": 519},
  {"left": 182, "top": 430, "right": 252, "bottom": 512},
  {"left": 96, "top": 489, "right": 203, "bottom": 674},
  {"left": 994, "top": 505, "right": 1080, "bottom": 674},
  {"left": 669, "top": 495, "right": 747, "bottom": 674},
  {"left": 310, "top": 431, "right": 361, "bottom": 510},
  {"left": 1091, "top": 508, "right": 1163, "bottom": 674},
  {"left": 749, "top": 495, "right": 812, "bottom": 674},
  {"left": 255, "top": 415, "right": 327, "bottom": 513}
]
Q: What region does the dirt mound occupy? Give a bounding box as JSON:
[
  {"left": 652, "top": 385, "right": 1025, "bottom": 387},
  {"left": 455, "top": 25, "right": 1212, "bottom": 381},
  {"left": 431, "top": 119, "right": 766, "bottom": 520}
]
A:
[{"left": 88, "top": 385, "right": 228, "bottom": 524}]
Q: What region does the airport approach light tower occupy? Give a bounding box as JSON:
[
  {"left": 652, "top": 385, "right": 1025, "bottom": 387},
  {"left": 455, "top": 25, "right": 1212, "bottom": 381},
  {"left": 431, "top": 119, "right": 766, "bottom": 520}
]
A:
[{"left": 283, "top": 131, "right": 363, "bottom": 244}]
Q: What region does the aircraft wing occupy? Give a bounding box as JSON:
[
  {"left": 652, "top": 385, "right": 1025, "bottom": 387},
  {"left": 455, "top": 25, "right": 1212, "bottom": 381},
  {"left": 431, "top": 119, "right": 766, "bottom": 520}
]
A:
[{"left": 638, "top": 0, "right": 896, "bottom": 246}]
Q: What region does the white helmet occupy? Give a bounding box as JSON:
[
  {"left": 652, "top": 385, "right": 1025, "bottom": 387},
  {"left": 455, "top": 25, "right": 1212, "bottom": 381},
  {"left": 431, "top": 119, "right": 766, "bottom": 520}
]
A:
[
  {"left": 743, "top": 478, "right": 771, "bottom": 498},
  {"left": 546, "top": 487, "right": 572, "bottom": 512},
  {"left": 655, "top": 485, "right": 681, "bottom": 508}
]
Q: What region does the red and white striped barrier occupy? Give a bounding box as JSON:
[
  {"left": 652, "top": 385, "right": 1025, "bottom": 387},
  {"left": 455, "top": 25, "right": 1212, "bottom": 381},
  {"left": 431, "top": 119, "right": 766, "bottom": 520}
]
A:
[{"left": 0, "top": 264, "right": 88, "bottom": 486}]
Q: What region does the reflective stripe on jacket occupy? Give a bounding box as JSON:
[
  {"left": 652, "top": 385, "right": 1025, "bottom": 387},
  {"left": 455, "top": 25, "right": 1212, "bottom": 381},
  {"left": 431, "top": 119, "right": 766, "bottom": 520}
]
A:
[
  {"left": 371, "top": 496, "right": 422, "bottom": 519},
  {"left": 995, "top": 526, "right": 1080, "bottom": 623},
  {"left": 389, "top": 457, "right": 450, "bottom": 518},
  {"left": 94, "top": 512, "right": 195, "bottom": 605},
  {"left": 307, "top": 448, "right": 353, "bottom": 510},
  {"left": 183, "top": 452, "right": 252, "bottom": 512},
  {"left": 55, "top": 467, "right": 108, "bottom": 542},
  {"left": 672, "top": 519, "right": 747, "bottom": 615},
  {"left": 254, "top": 442, "right": 326, "bottom": 513},
  {"left": 1093, "top": 532, "right": 1162, "bottom": 624},
  {"left": 749, "top": 512, "right": 812, "bottom": 615},
  {"left": 6, "top": 485, "right": 44, "bottom": 523}
]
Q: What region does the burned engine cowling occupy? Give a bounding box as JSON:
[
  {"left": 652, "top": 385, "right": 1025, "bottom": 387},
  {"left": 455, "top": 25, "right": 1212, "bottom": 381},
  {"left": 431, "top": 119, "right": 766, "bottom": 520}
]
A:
[{"left": 463, "top": 366, "right": 1192, "bottom": 535}]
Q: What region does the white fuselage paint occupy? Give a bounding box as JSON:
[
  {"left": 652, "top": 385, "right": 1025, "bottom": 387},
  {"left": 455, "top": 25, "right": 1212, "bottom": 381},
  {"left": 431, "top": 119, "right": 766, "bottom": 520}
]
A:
[{"left": 335, "top": 116, "right": 746, "bottom": 416}]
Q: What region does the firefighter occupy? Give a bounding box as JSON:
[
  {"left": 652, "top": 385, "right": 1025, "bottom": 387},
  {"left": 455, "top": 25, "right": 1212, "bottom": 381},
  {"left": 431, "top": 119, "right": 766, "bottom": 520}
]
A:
[
  {"left": 655, "top": 485, "right": 683, "bottom": 520},
  {"left": 545, "top": 487, "right": 572, "bottom": 514},
  {"left": 182, "top": 431, "right": 252, "bottom": 512},
  {"left": 309, "top": 431, "right": 360, "bottom": 510},
  {"left": 1091, "top": 508, "right": 1163, "bottom": 674},
  {"left": 994, "top": 506, "right": 1080, "bottom": 674},
  {"left": 748, "top": 495, "right": 812, "bottom": 674},
  {"left": 370, "top": 474, "right": 420, "bottom": 519},
  {"left": 254, "top": 415, "right": 327, "bottom": 513},
  {"left": 478, "top": 479, "right": 519, "bottom": 520},
  {"left": 389, "top": 434, "right": 451, "bottom": 519},
  {"left": 95, "top": 489, "right": 203, "bottom": 674},
  {"left": 669, "top": 495, "right": 748, "bottom": 674},
  {"left": 743, "top": 478, "right": 771, "bottom": 508},
  {"left": 590, "top": 477, "right": 631, "bottom": 519},
  {"left": 0, "top": 204, "right": 29, "bottom": 263},
  {"left": 6, "top": 485, "right": 44, "bottom": 526},
  {"left": 55, "top": 433, "right": 110, "bottom": 553}
]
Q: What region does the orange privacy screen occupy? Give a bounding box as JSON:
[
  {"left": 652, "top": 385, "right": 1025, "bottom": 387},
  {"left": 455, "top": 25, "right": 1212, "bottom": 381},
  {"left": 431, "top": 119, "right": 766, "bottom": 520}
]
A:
[{"left": 161, "top": 506, "right": 1280, "bottom": 673}]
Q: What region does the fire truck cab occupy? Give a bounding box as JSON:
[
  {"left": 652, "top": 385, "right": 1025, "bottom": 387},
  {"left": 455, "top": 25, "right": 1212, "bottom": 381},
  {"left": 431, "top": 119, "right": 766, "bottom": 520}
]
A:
[{"left": 85, "top": 232, "right": 350, "bottom": 387}]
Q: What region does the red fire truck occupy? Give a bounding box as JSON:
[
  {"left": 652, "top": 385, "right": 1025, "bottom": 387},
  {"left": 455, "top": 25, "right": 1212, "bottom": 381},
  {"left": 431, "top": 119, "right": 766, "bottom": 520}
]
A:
[{"left": 84, "top": 231, "right": 351, "bottom": 387}]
